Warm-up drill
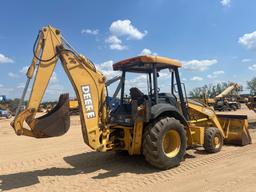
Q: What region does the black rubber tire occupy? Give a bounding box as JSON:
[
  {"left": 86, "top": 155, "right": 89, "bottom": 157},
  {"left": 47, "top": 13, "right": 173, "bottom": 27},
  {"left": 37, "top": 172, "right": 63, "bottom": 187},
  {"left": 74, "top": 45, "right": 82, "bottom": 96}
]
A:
[
  {"left": 203, "top": 127, "right": 223, "bottom": 153},
  {"left": 142, "top": 117, "right": 187, "bottom": 170},
  {"left": 222, "top": 106, "right": 231, "bottom": 111},
  {"left": 231, "top": 105, "right": 237, "bottom": 111}
]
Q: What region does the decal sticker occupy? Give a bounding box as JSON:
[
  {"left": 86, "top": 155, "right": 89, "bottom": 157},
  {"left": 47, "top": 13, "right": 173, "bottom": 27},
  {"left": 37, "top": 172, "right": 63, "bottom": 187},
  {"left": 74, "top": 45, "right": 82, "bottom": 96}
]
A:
[{"left": 81, "top": 85, "right": 96, "bottom": 119}]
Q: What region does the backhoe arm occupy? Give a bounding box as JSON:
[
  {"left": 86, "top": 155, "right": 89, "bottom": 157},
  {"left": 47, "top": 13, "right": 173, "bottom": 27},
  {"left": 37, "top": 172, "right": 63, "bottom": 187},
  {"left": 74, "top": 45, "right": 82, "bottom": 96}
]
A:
[{"left": 11, "top": 26, "right": 109, "bottom": 151}]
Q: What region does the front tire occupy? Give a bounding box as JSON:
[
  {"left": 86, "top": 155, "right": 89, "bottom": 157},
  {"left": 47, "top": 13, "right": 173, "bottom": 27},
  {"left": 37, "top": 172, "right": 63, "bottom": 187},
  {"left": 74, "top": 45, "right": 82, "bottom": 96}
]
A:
[
  {"left": 143, "top": 117, "right": 187, "bottom": 170},
  {"left": 203, "top": 127, "right": 223, "bottom": 153}
]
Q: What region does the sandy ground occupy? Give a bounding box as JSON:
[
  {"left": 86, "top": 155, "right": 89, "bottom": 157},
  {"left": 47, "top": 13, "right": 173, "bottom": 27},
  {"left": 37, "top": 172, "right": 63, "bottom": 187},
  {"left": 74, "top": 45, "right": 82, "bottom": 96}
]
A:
[{"left": 0, "top": 105, "right": 256, "bottom": 192}]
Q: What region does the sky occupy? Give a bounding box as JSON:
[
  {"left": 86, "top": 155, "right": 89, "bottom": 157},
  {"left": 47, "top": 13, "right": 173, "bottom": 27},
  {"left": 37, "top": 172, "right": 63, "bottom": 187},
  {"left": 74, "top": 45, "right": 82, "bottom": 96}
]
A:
[{"left": 0, "top": 0, "right": 256, "bottom": 101}]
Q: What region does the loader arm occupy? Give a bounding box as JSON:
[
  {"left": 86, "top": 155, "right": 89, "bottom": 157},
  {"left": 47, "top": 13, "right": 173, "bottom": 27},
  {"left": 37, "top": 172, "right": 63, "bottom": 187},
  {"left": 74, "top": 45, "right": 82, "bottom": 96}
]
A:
[{"left": 11, "top": 26, "right": 109, "bottom": 151}]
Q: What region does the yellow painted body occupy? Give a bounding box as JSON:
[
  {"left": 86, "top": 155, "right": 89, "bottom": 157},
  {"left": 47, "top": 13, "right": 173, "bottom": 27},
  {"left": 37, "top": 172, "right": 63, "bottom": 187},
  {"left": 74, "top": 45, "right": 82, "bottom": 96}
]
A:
[
  {"left": 247, "top": 96, "right": 256, "bottom": 111},
  {"left": 11, "top": 26, "right": 109, "bottom": 151},
  {"left": 69, "top": 100, "right": 79, "bottom": 109},
  {"left": 11, "top": 26, "right": 149, "bottom": 154},
  {"left": 202, "top": 98, "right": 215, "bottom": 106},
  {"left": 187, "top": 100, "right": 251, "bottom": 146},
  {"left": 11, "top": 25, "right": 251, "bottom": 158},
  {"left": 69, "top": 100, "right": 79, "bottom": 115}
]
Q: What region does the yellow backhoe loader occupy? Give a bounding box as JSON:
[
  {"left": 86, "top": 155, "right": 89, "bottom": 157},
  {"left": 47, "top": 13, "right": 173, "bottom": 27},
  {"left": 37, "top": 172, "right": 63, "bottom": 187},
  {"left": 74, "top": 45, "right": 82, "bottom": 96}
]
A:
[{"left": 11, "top": 26, "right": 251, "bottom": 169}]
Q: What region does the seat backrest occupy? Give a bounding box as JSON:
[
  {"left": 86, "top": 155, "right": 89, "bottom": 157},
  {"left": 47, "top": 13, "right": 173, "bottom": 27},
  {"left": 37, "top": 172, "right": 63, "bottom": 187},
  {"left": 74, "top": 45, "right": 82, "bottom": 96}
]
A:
[{"left": 130, "top": 87, "right": 144, "bottom": 100}]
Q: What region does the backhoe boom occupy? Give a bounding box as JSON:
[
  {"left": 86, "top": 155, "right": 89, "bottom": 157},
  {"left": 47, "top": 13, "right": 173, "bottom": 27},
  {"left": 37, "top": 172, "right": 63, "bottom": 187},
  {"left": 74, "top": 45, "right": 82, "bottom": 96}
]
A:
[{"left": 11, "top": 26, "right": 110, "bottom": 151}]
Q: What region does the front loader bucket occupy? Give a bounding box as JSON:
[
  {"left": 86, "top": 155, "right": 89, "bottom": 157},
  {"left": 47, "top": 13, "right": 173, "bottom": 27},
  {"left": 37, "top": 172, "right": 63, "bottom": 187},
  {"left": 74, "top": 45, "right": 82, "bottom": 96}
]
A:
[
  {"left": 32, "top": 93, "right": 70, "bottom": 138},
  {"left": 217, "top": 114, "right": 252, "bottom": 146}
]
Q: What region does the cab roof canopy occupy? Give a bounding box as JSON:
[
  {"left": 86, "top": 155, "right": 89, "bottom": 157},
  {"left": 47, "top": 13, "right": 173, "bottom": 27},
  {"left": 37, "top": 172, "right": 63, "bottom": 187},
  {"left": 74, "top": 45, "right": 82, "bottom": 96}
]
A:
[{"left": 113, "top": 55, "right": 182, "bottom": 73}]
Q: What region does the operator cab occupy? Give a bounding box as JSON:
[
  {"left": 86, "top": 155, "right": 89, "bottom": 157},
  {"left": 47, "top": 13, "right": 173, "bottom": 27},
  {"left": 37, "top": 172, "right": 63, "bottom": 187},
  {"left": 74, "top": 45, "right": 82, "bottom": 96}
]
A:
[{"left": 109, "top": 55, "right": 189, "bottom": 126}]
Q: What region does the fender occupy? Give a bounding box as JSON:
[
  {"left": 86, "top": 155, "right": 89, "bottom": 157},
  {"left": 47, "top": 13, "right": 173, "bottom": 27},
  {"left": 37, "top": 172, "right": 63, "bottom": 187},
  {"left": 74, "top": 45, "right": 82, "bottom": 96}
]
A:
[{"left": 151, "top": 103, "right": 188, "bottom": 126}]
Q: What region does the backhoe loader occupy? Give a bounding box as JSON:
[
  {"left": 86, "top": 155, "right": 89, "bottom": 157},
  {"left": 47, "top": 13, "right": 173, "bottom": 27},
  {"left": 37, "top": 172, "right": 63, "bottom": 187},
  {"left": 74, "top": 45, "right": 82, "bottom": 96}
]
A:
[{"left": 11, "top": 26, "right": 251, "bottom": 169}]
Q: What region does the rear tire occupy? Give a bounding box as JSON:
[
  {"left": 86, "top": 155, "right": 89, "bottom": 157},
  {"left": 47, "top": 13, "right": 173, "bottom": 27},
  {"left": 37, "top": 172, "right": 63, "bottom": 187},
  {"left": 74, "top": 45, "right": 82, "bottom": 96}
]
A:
[
  {"left": 143, "top": 117, "right": 186, "bottom": 170},
  {"left": 203, "top": 127, "right": 223, "bottom": 153}
]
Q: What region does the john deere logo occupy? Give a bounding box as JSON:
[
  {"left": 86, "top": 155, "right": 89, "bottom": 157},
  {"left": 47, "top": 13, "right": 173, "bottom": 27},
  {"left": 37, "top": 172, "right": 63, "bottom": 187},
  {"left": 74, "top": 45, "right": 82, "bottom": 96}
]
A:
[{"left": 81, "top": 85, "right": 96, "bottom": 119}]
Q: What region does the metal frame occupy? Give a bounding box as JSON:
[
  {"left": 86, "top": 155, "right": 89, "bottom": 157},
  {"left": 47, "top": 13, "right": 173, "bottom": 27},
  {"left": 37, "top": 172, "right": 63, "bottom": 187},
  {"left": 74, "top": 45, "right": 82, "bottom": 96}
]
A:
[
  {"left": 174, "top": 68, "right": 189, "bottom": 120},
  {"left": 120, "top": 71, "right": 126, "bottom": 104},
  {"left": 153, "top": 64, "right": 158, "bottom": 104},
  {"left": 148, "top": 72, "right": 152, "bottom": 95},
  {"left": 117, "top": 64, "right": 189, "bottom": 120}
]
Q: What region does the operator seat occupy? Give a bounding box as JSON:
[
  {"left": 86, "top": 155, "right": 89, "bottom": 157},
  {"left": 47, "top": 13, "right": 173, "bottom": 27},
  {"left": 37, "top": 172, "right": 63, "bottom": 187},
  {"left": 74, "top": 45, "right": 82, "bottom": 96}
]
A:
[
  {"left": 130, "top": 87, "right": 145, "bottom": 105},
  {"left": 130, "top": 87, "right": 144, "bottom": 100}
]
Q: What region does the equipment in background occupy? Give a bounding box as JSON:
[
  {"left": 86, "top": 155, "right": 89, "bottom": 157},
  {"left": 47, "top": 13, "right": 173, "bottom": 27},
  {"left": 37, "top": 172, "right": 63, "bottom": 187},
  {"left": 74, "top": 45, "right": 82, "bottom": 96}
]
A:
[
  {"left": 247, "top": 96, "right": 256, "bottom": 112},
  {"left": 0, "top": 95, "right": 12, "bottom": 119},
  {"left": 69, "top": 99, "right": 79, "bottom": 115},
  {"left": 202, "top": 83, "right": 241, "bottom": 111},
  {"left": 0, "top": 95, "right": 7, "bottom": 102},
  {"left": 38, "top": 104, "right": 46, "bottom": 112},
  {"left": 0, "top": 109, "right": 12, "bottom": 119},
  {"left": 11, "top": 26, "right": 251, "bottom": 170},
  {"left": 214, "top": 83, "right": 241, "bottom": 111}
]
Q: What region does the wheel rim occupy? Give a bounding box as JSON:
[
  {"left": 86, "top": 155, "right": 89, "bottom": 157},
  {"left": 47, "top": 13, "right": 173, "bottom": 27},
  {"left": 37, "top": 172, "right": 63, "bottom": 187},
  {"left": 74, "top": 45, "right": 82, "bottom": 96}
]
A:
[
  {"left": 162, "top": 130, "right": 181, "bottom": 158},
  {"left": 213, "top": 134, "right": 221, "bottom": 149}
]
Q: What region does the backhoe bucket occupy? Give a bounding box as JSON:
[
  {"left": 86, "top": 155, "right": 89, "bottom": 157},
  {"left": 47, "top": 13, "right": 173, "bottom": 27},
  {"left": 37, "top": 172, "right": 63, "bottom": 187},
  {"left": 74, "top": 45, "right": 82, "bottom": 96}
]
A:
[
  {"left": 217, "top": 114, "right": 252, "bottom": 146},
  {"left": 32, "top": 94, "right": 70, "bottom": 138}
]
